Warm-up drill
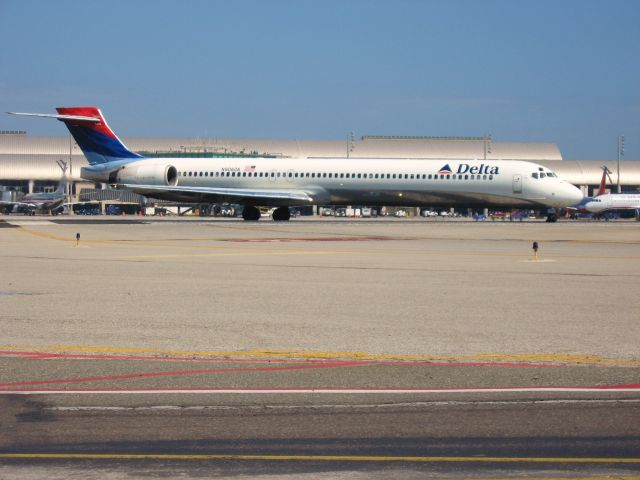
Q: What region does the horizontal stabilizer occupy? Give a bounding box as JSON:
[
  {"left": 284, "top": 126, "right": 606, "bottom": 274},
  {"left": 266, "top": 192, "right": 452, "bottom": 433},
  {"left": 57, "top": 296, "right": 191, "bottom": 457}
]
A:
[{"left": 7, "top": 112, "right": 101, "bottom": 123}]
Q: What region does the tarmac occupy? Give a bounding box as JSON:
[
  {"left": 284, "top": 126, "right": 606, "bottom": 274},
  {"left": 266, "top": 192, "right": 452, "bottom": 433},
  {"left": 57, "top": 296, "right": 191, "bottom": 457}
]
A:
[
  {"left": 1, "top": 216, "right": 639, "bottom": 359},
  {"left": 1, "top": 216, "right": 639, "bottom": 479}
]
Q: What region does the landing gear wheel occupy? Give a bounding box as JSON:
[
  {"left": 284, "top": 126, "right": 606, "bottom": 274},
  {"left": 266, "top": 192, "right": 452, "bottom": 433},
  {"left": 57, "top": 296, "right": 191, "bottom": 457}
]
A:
[
  {"left": 545, "top": 213, "right": 558, "bottom": 223},
  {"left": 272, "top": 206, "right": 291, "bottom": 221},
  {"left": 242, "top": 206, "right": 261, "bottom": 221}
]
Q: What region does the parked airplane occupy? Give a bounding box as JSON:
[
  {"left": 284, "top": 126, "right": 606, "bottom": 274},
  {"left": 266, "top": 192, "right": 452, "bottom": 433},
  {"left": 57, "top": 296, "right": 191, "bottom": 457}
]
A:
[
  {"left": 584, "top": 167, "right": 640, "bottom": 218},
  {"left": 8, "top": 107, "right": 583, "bottom": 221},
  {"left": 0, "top": 160, "right": 68, "bottom": 215},
  {"left": 567, "top": 166, "right": 611, "bottom": 217},
  {"left": 585, "top": 194, "right": 640, "bottom": 218}
]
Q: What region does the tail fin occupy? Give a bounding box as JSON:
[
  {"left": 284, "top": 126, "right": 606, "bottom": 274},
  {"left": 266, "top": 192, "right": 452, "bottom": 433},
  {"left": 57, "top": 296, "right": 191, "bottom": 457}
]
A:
[
  {"left": 596, "top": 166, "right": 613, "bottom": 196},
  {"left": 55, "top": 107, "right": 142, "bottom": 165},
  {"left": 53, "top": 178, "right": 68, "bottom": 195},
  {"left": 7, "top": 107, "right": 142, "bottom": 165}
]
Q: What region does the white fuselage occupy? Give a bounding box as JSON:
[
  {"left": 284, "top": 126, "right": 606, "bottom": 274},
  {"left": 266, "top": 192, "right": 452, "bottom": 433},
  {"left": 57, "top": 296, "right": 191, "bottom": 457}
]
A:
[
  {"left": 116, "top": 157, "right": 582, "bottom": 209},
  {"left": 584, "top": 193, "right": 640, "bottom": 214}
]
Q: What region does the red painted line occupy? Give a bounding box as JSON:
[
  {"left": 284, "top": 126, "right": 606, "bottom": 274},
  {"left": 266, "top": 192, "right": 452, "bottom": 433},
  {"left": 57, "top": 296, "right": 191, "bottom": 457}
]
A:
[{"left": 0, "top": 360, "right": 365, "bottom": 389}]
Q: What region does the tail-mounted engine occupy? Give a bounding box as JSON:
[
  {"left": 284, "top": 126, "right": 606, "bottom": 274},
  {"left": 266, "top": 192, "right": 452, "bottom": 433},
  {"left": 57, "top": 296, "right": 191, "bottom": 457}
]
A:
[{"left": 115, "top": 163, "right": 178, "bottom": 186}]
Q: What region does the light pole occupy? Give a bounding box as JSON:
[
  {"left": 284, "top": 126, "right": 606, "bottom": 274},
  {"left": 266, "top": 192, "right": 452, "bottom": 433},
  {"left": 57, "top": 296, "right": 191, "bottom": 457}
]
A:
[
  {"left": 347, "top": 131, "right": 355, "bottom": 158},
  {"left": 483, "top": 134, "right": 492, "bottom": 160},
  {"left": 617, "top": 135, "right": 624, "bottom": 193},
  {"left": 69, "top": 133, "right": 74, "bottom": 214}
]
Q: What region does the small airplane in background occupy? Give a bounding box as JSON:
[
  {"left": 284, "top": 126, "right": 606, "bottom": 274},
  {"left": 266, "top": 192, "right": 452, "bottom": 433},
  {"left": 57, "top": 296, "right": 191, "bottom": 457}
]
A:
[
  {"left": 582, "top": 166, "right": 640, "bottom": 219},
  {"left": 567, "top": 166, "right": 610, "bottom": 216},
  {"left": 0, "top": 160, "right": 68, "bottom": 215}
]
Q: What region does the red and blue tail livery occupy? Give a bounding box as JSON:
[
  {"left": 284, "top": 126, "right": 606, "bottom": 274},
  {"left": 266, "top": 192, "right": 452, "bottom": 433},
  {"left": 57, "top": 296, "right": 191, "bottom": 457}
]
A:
[
  {"left": 7, "top": 107, "right": 142, "bottom": 165},
  {"left": 54, "top": 107, "right": 142, "bottom": 165}
]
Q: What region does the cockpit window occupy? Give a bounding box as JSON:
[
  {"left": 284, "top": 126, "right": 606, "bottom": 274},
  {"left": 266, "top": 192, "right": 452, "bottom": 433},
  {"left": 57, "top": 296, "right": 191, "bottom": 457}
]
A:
[
  {"left": 532, "top": 172, "right": 539, "bottom": 179},
  {"left": 539, "top": 172, "right": 546, "bottom": 178}
]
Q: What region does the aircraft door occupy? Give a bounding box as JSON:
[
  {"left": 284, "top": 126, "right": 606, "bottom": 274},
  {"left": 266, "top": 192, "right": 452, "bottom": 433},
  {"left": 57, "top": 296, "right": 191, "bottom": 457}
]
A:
[
  {"left": 512, "top": 174, "right": 523, "bottom": 194},
  {"left": 286, "top": 169, "right": 295, "bottom": 183},
  {"left": 268, "top": 169, "right": 277, "bottom": 182}
]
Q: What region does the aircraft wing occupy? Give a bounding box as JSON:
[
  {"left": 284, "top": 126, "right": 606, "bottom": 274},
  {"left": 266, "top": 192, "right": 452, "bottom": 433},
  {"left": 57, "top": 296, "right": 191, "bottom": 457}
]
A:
[
  {"left": 120, "top": 184, "right": 329, "bottom": 205},
  {"left": 0, "top": 201, "right": 36, "bottom": 208}
]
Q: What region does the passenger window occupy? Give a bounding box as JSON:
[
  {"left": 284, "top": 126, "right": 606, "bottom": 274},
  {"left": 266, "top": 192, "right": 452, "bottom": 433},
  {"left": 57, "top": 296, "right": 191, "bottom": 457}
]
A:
[{"left": 489, "top": 175, "right": 493, "bottom": 180}]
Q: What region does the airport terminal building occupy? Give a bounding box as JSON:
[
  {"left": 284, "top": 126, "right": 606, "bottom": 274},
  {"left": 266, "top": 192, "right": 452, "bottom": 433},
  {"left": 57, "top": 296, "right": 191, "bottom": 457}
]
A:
[{"left": 1, "top": 132, "right": 639, "bottom": 208}]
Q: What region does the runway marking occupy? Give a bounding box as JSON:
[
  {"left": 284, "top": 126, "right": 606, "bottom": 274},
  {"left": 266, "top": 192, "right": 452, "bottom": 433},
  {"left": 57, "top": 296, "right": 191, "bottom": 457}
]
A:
[
  {"left": 3, "top": 385, "right": 640, "bottom": 394},
  {"left": 1, "top": 453, "right": 639, "bottom": 464},
  {"left": 1, "top": 345, "right": 639, "bottom": 366},
  {"left": 0, "top": 361, "right": 365, "bottom": 389}
]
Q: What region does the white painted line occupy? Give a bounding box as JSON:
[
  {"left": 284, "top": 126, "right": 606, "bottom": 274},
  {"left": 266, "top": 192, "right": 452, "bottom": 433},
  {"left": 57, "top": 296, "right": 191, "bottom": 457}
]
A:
[
  {"left": 7, "top": 220, "right": 56, "bottom": 226},
  {"left": 2, "top": 387, "right": 640, "bottom": 395}
]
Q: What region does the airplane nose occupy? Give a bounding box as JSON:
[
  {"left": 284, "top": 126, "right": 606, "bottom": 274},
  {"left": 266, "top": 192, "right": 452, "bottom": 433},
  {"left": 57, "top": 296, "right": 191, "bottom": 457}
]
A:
[
  {"left": 568, "top": 184, "right": 584, "bottom": 205},
  {"left": 562, "top": 183, "right": 584, "bottom": 206}
]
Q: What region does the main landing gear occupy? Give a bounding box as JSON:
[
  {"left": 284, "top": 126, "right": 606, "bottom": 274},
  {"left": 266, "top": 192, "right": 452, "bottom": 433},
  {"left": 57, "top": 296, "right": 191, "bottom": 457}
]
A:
[
  {"left": 242, "top": 206, "right": 261, "bottom": 221},
  {"left": 545, "top": 213, "right": 558, "bottom": 223},
  {"left": 272, "top": 206, "right": 291, "bottom": 222},
  {"left": 241, "top": 206, "right": 291, "bottom": 221}
]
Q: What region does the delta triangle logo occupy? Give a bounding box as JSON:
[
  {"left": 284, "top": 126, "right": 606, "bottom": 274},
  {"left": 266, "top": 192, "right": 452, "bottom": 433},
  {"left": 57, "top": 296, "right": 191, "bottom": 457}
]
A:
[{"left": 438, "top": 164, "right": 453, "bottom": 175}]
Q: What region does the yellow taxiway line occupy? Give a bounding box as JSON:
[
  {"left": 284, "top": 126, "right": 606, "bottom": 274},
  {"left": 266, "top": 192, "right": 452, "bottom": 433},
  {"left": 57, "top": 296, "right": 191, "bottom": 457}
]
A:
[{"left": 1, "top": 345, "right": 639, "bottom": 366}]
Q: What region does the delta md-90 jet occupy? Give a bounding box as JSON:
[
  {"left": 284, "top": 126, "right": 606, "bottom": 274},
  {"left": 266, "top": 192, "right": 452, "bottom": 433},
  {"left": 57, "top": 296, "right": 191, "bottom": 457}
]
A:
[{"left": 9, "top": 107, "right": 583, "bottom": 221}]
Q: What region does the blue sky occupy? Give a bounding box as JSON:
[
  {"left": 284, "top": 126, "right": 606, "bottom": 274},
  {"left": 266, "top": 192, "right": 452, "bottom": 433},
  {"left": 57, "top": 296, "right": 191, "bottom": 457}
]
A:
[{"left": 1, "top": 0, "right": 638, "bottom": 159}]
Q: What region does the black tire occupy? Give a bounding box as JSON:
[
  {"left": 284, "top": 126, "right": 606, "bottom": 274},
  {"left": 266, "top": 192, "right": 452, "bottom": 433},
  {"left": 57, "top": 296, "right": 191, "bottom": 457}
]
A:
[
  {"left": 242, "top": 206, "right": 261, "bottom": 221},
  {"left": 272, "top": 207, "right": 291, "bottom": 221}
]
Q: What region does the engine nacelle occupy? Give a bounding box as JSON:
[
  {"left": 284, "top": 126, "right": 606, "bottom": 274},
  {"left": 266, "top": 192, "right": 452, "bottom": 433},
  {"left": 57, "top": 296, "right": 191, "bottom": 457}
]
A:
[{"left": 116, "top": 163, "right": 178, "bottom": 186}]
